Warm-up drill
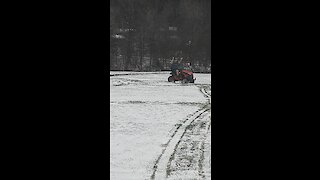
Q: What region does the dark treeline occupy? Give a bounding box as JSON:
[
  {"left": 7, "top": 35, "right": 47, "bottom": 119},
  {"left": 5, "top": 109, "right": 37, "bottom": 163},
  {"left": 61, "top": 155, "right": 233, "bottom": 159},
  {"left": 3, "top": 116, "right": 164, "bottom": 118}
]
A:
[{"left": 110, "top": 0, "right": 211, "bottom": 72}]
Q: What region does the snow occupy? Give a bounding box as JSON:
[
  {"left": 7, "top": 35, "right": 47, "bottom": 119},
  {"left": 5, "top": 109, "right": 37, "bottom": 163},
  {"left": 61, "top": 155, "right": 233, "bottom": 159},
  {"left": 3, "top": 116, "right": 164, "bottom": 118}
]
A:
[{"left": 110, "top": 72, "right": 211, "bottom": 180}]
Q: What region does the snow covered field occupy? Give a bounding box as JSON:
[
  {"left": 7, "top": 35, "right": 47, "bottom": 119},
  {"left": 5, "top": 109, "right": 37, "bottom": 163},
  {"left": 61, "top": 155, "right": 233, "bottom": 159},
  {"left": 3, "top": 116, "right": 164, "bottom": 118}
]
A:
[{"left": 110, "top": 71, "right": 211, "bottom": 180}]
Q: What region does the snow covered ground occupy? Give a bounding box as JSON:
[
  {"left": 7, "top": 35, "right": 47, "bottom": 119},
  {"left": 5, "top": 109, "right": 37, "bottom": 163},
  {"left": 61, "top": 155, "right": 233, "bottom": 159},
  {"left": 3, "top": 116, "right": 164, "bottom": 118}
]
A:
[{"left": 110, "top": 71, "right": 211, "bottom": 180}]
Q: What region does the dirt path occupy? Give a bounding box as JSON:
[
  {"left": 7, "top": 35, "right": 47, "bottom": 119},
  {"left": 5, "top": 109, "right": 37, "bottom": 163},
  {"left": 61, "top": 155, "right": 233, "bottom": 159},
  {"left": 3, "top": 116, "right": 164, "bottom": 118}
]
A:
[{"left": 151, "top": 85, "right": 211, "bottom": 179}]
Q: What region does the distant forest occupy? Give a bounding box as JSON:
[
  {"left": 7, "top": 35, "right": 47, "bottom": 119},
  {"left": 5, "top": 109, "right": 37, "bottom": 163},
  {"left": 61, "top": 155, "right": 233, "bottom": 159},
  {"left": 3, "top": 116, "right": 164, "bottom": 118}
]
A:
[{"left": 110, "top": 0, "right": 211, "bottom": 72}]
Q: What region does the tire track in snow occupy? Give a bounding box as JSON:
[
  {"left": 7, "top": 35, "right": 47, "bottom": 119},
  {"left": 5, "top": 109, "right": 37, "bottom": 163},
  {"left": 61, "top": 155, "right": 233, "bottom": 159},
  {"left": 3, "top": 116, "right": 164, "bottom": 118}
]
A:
[
  {"left": 110, "top": 72, "right": 167, "bottom": 76},
  {"left": 151, "top": 107, "right": 209, "bottom": 179},
  {"left": 166, "top": 110, "right": 211, "bottom": 179},
  {"left": 151, "top": 86, "right": 211, "bottom": 179},
  {"left": 198, "top": 116, "right": 211, "bottom": 179}
]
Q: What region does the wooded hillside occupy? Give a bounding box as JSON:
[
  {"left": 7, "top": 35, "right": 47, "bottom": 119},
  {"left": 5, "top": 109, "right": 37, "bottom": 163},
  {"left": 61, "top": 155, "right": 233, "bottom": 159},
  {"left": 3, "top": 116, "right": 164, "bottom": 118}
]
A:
[{"left": 110, "top": 0, "right": 211, "bottom": 72}]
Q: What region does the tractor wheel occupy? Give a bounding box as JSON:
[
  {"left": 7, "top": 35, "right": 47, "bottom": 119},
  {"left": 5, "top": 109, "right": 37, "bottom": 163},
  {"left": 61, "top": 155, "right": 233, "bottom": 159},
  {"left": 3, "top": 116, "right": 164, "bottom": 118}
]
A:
[
  {"left": 186, "top": 75, "right": 193, "bottom": 82},
  {"left": 182, "top": 79, "right": 188, "bottom": 84},
  {"left": 168, "top": 76, "right": 174, "bottom": 82}
]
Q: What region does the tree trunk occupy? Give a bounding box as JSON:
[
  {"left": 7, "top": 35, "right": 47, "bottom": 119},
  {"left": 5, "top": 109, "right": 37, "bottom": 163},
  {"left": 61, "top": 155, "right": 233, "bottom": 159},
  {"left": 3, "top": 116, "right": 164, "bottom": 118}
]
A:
[{"left": 139, "top": 28, "right": 144, "bottom": 71}]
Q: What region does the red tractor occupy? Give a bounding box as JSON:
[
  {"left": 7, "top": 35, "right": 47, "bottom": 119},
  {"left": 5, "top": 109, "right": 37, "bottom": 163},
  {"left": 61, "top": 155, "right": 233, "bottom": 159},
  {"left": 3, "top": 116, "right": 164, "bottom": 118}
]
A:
[{"left": 168, "top": 69, "right": 196, "bottom": 83}]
